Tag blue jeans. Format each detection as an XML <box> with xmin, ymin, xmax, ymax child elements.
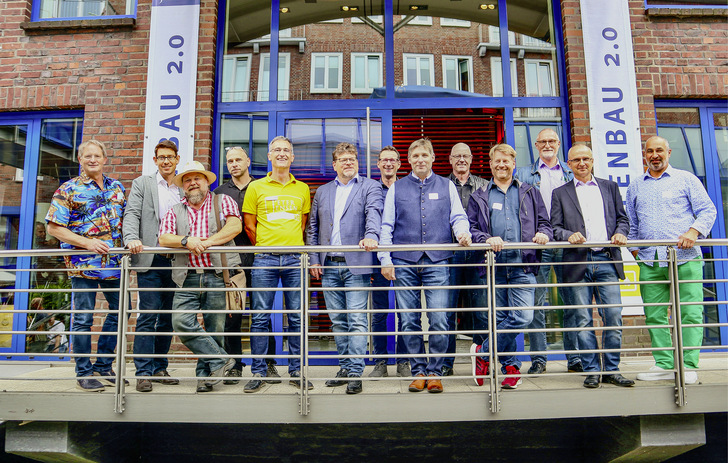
<box><xmin>70</xmin><ymin>277</ymin><xmax>122</xmax><ymax>377</ymax></box>
<box><xmin>133</xmin><ymin>255</ymin><xmax>175</xmax><ymax>376</ymax></box>
<box><xmin>322</xmin><ymin>260</ymin><xmax>370</xmax><ymax>376</ymax></box>
<box><xmin>444</xmin><ymin>250</ymin><xmax>484</xmax><ymax>369</ymax></box>
<box><xmin>566</xmin><ymin>251</ymin><xmax>624</xmax><ymax>372</ymax></box>
<box><xmin>392</xmin><ymin>256</ymin><xmax>449</xmax><ymax>376</ymax></box>
<box><xmin>250</xmin><ymin>253</ymin><xmax>302</xmax><ymax>376</ymax></box>
<box><xmin>531</xmin><ymin>248</ymin><xmax>581</xmax><ymax>367</ymax></box>
<box><xmin>478</xmin><ymin>266</ymin><xmax>536</xmax><ymax>372</ymax></box>
<box><xmin>171</xmin><ymin>271</ymin><xmax>228</xmax><ymax>377</ymax></box>
<box><xmin>371</xmin><ymin>270</ymin><xmax>406</xmax><ymax>364</ymax></box>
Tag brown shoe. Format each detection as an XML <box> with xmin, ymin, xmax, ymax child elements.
<box><xmin>152</xmin><ymin>370</ymin><xmax>179</xmax><ymax>385</ymax></box>
<box><xmin>136</xmin><ymin>378</ymin><xmax>153</xmax><ymax>393</ymax></box>
<box><xmin>427</xmin><ymin>375</ymin><xmax>443</xmax><ymax>393</ymax></box>
<box><xmin>408</xmin><ymin>374</ymin><xmax>426</xmax><ymax>392</ymax></box>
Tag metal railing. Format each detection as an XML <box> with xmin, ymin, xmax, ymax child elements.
<box><xmin>0</xmin><ymin>239</ymin><xmax>726</xmax><ymax>417</ymax></box>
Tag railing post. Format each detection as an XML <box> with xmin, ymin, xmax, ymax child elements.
<box><xmin>300</xmin><ymin>251</ymin><xmax>310</xmax><ymax>416</ymax></box>
<box><xmin>114</xmin><ymin>255</ymin><xmax>131</xmax><ymax>414</ymax></box>
<box><xmin>486</xmin><ymin>250</ymin><xmax>499</xmax><ymax>414</ymax></box>
<box><xmin>668</xmin><ymin>247</ymin><xmax>687</xmax><ymax>407</ymax></box>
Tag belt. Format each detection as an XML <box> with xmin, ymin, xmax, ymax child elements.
<box><xmin>194</xmin><ymin>268</ymin><xmax>218</xmax><ymax>274</ymax></box>
<box><xmin>326</xmin><ymin>256</ymin><xmax>346</xmax><ymax>263</ymax></box>
<box><xmin>158</xmin><ymin>253</ymin><xmax>173</xmax><ymax>260</ymax></box>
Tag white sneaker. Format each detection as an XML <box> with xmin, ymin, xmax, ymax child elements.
<box><xmin>636</xmin><ymin>365</ymin><xmax>673</xmax><ymax>381</ymax></box>
<box><xmin>684</xmin><ymin>370</ymin><xmax>698</xmax><ymax>385</ymax></box>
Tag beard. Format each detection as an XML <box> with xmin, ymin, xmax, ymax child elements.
<box><xmin>185</xmin><ymin>187</ymin><xmax>207</xmax><ymax>206</ymax></box>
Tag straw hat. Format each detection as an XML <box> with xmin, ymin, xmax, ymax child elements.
<box><xmin>173</xmin><ymin>161</ymin><xmax>217</xmax><ymax>188</ymax></box>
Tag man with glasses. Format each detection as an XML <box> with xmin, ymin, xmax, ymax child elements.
<box><xmin>213</xmin><ymin>146</ymin><xmax>280</xmax><ymax>385</ymax></box>
<box><xmin>242</xmin><ymin>136</ymin><xmax>312</xmax><ymax>393</ymax></box>
<box><xmin>515</xmin><ymin>128</ymin><xmax>581</xmax><ymax>375</ymax></box>
<box><xmin>379</xmin><ymin>138</ymin><xmax>472</xmax><ymax>393</ymax></box>
<box><xmin>124</xmin><ymin>140</ymin><xmax>183</xmax><ymax>392</ymax></box>
<box><xmin>443</xmin><ymin>143</ymin><xmax>487</xmax><ymax>376</ymax></box>
<box><xmin>307</xmin><ymin>142</ymin><xmax>383</xmax><ymax>394</ymax></box>
<box><xmin>369</xmin><ymin>146</ymin><xmax>412</xmax><ymax>379</ymax></box>
<box><xmin>46</xmin><ymin>139</ymin><xmax>126</xmax><ymax>392</ymax></box>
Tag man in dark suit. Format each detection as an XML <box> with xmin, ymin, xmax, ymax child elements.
<box><xmin>550</xmin><ymin>144</ymin><xmax>634</xmax><ymax>389</ymax></box>
<box><xmin>307</xmin><ymin>142</ymin><xmax>383</xmax><ymax>394</ymax></box>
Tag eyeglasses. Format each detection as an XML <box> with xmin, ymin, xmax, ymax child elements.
<box><xmin>536</xmin><ymin>139</ymin><xmax>560</xmax><ymax>146</ymax></box>
<box><xmin>271</xmin><ymin>147</ymin><xmax>292</xmax><ymax>154</ymax></box>
<box><xmin>378</xmin><ymin>158</ymin><xmax>400</xmax><ymax>164</ymax></box>
<box><xmin>450</xmin><ymin>154</ymin><xmax>472</xmax><ymax>160</ymax></box>
<box><xmin>568</xmin><ymin>157</ymin><xmax>593</xmax><ymax>164</ymax></box>
<box><xmin>336</xmin><ymin>157</ymin><xmax>358</xmax><ymax>165</ymax></box>
<box><xmin>155</xmin><ymin>155</ymin><xmax>177</xmax><ymax>162</ymax></box>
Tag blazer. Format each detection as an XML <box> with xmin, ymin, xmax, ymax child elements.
<box><xmin>122</xmin><ymin>174</ymin><xmax>183</xmax><ymax>270</ymax></box>
<box><xmin>550</xmin><ymin>177</ymin><xmax>630</xmax><ymax>283</ymax></box>
<box><xmin>306</xmin><ymin>176</ymin><xmax>383</xmax><ymax>275</ymax></box>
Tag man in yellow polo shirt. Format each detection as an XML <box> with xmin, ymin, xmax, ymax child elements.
<box><xmin>241</xmin><ymin>135</ymin><xmax>312</xmax><ymax>393</ymax></box>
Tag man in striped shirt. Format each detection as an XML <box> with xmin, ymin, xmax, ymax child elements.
<box><xmin>159</xmin><ymin>161</ymin><xmax>242</xmax><ymax>392</ymax></box>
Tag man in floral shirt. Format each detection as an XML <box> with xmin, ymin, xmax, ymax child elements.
<box><xmin>46</xmin><ymin>139</ymin><xmax>126</xmax><ymax>392</ymax></box>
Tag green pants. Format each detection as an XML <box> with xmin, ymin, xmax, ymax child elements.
<box><xmin>638</xmin><ymin>258</ymin><xmax>704</xmax><ymax>369</ymax></box>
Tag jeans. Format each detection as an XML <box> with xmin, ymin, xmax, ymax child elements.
<box><xmin>171</xmin><ymin>271</ymin><xmax>228</xmax><ymax>377</ymax></box>
<box><xmin>371</xmin><ymin>271</ymin><xmax>406</xmax><ymax>364</ymax></box>
<box><xmin>478</xmin><ymin>266</ymin><xmax>536</xmax><ymax>373</ymax></box>
<box><xmin>133</xmin><ymin>255</ymin><xmax>175</xmax><ymax>376</ymax></box>
<box><xmin>444</xmin><ymin>250</ymin><xmax>484</xmax><ymax>369</ymax></box>
<box><xmin>530</xmin><ymin>248</ymin><xmax>580</xmax><ymax>367</ymax></box>
<box><xmin>70</xmin><ymin>277</ymin><xmax>122</xmax><ymax>377</ymax></box>
<box><xmin>566</xmin><ymin>251</ymin><xmax>624</xmax><ymax>372</ymax></box>
<box><xmin>392</xmin><ymin>256</ymin><xmax>449</xmax><ymax>376</ymax></box>
<box><xmin>639</xmin><ymin>257</ymin><xmax>704</xmax><ymax>370</ymax></box>
<box><xmin>250</xmin><ymin>253</ymin><xmax>302</xmax><ymax>376</ymax></box>
<box><xmin>322</xmin><ymin>260</ymin><xmax>369</xmax><ymax>376</ymax></box>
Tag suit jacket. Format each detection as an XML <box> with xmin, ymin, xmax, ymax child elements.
<box><xmin>550</xmin><ymin>177</ymin><xmax>630</xmax><ymax>283</ymax></box>
<box><xmin>306</xmin><ymin>176</ymin><xmax>383</xmax><ymax>275</ymax></box>
<box><xmin>122</xmin><ymin>174</ymin><xmax>182</xmax><ymax>270</ymax></box>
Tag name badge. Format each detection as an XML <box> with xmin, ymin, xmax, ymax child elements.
<box><xmin>493</xmin><ymin>202</ymin><xmax>503</xmax><ymax>210</ymax></box>
<box><xmin>429</xmin><ymin>193</ymin><xmax>439</xmax><ymax>200</ymax></box>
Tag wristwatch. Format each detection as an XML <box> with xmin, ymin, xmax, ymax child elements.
<box><xmin>180</xmin><ymin>235</ymin><xmax>189</xmax><ymax>246</ymax></box>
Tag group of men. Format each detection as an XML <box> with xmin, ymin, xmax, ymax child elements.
<box><xmin>46</xmin><ymin>131</ymin><xmax>715</xmax><ymax>395</ymax></box>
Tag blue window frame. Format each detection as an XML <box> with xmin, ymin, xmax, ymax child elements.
<box><xmin>645</xmin><ymin>0</ymin><xmax>727</xmax><ymax>8</ymax></box>
<box><xmin>32</xmin><ymin>0</ymin><xmax>137</xmax><ymax>21</ymax></box>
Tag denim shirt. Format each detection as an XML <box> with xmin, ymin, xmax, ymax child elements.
<box><xmin>486</xmin><ymin>180</ymin><xmax>521</xmax><ymax>263</ymax></box>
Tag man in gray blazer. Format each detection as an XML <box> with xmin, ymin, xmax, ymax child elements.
<box><xmin>307</xmin><ymin>142</ymin><xmax>383</xmax><ymax>394</ymax></box>
<box><xmin>123</xmin><ymin>140</ymin><xmax>183</xmax><ymax>392</ymax></box>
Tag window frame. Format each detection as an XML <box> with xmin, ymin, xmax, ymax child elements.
<box><xmin>440</xmin><ymin>18</ymin><xmax>471</xmax><ymax>27</ymax></box>
<box><xmin>351</xmin><ymin>52</ymin><xmax>383</xmax><ymax>94</ymax></box>
<box><xmin>524</xmin><ymin>59</ymin><xmax>556</xmax><ymax>97</ymax></box>
<box><xmin>221</xmin><ymin>54</ymin><xmax>252</xmax><ymax>103</ymax></box>
<box><xmin>258</xmin><ymin>52</ymin><xmax>291</xmax><ymax>101</ymax></box>
<box><xmin>490</xmin><ymin>57</ymin><xmax>517</xmax><ymax>97</ymax></box>
<box><xmin>310</xmin><ymin>53</ymin><xmax>343</xmax><ymax>94</ymax></box>
<box><xmin>32</xmin><ymin>0</ymin><xmax>137</xmax><ymax>22</ymax></box>
<box><xmin>442</xmin><ymin>55</ymin><xmax>473</xmax><ymax>92</ymax></box>
<box><xmin>402</xmin><ymin>53</ymin><xmax>435</xmax><ymax>87</ymax></box>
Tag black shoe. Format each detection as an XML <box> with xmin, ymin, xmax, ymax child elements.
<box><xmin>527</xmin><ymin>362</ymin><xmax>546</xmax><ymax>375</ymax></box>
<box><xmin>602</xmin><ymin>373</ymin><xmax>635</xmax><ymax>387</ymax></box>
<box><xmin>289</xmin><ymin>371</ymin><xmax>314</xmax><ymax>390</ymax></box>
<box><xmin>196</xmin><ymin>380</ymin><xmax>213</xmax><ymax>393</ymax></box>
<box><xmin>223</xmin><ymin>368</ymin><xmax>242</xmax><ymax>385</ymax></box>
<box><xmin>568</xmin><ymin>363</ymin><xmax>584</xmax><ymax>373</ymax></box>
<box><xmin>346</xmin><ymin>376</ymin><xmax>362</xmax><ymax>395</ymax></box>
<box><xmin>265</xmin><ymin>363</ymin><xmax>282</xmax><ymax>384</ymax></box>
<box><xmin>326</xmin><ymin>368</ymin><xmax>350</xmax><ymax>387</ymax></box>
<box><xmin>441</xmin><ymin>366</ymin><xmax>454</xmax><ymax>377</ymax></box>
<box><xmin>244</xmin><ymin>373</ymin><xmax>265</xmax><ymax>393</ymax></box>
<box><xmin>583</xmin><ymin>375</ymin><xmax>600</xmax><ymax>388</ymax></box>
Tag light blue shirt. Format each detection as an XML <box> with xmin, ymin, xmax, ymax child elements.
<box><xmin>330</xmin><ymin>175</ymin><xmax>358</xmax><ymax>255</ymax></box>
<box><xmin>378</xmin><ymin>172</ymin><xmax>471</xmax><ymax>266</ymax></box>
<box><xmin>538</xmin><ymin>160</ymin><xmax>566</xmax><ymax>216</ymax></box>
<box><xmin>626</xmin><ymin>165</ymin><xmax>716</xmax><ymax>266</ymax></box>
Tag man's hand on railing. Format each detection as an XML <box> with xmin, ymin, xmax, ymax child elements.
<box><xmin>186</xmin><ymin>236</ymin><xmax>209</xmax><ymax>256</ymax></box>
<box><xmin>310</xmin><ymin>264</ymin><xmax>323</xmax><ymax>280</ymax></box>
<box><xmin>532</xmin><ymin>232</ymin><xmax>549</xmax><ymax>245</ymax></box>
<box><xmin>382</xmin><ymin>265</ymin><xmax>396</xmax><ymax>281</ymax></box>
<box><xmin>677</xmin><ymin>228</ymin><xmax>700</xmax><ymax>250</ymax></box>
<box><xmin>611</xmin><ymin>233</ymin><xmax>628</xmax><ymax>246</ymax></box>
<box><xmin>568</xmin><ymin>232</ymin><xmax>587</xmax><ymax>244</ymax></box>
<box><xmin>359</xmin><ymin>238</ymin><xmax>378</xmax><ymax>251</ymax></box>
<box><xmin>486</xmin><ymin>236</ymin><xmax>504</xmax><ymax>252</ymax></box>
<box><xmin>456</xmin><ymin>232</ymin><xmax>472</xmax><ymax>247</ymax></box>
<box><xmin>126</xmin><ymin>240</ymin><xmax>144</xmax><ymax>254</ymax></box>
<box><xmin>85</xmin><ymin>238</ymin><xmax>110</xmax><ymax>255</ymax></box>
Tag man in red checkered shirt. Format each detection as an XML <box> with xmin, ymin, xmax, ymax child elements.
<box><xmin>159</xmin><ymin>161</ymin><xmax>242</xmax><ymax>392</ymax></box>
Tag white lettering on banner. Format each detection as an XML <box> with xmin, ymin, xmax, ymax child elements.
<box><xmin>580</xmin><ymin>0</ymin><xmax>644</xmax><ymax>315</ymax></box>
<box><xmin>142</xmin><ymin>0</ymin><xmax>200</xmax><ymax>175</ymax></box>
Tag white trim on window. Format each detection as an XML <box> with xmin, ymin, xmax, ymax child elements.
<box><xmin>524</xmin><ymin>59</ymin><xmax>555</xmax><ymax>97</ymax></box>
<box><xmin>490</xmin><ymin>57</ymin><xmax>517</xmax><ymax>97</ymax></box>
<box><xmin>403</xmin><ymin>53</ymin><xmax>435</xmax><ymax>87</ymax></box>
<box><xmin>440</xmin><ymin>18</ymin><xmax>471</xmax><ymax>27</ymax></box>
<box><xmin>351</xmin><ymin>53</ymin><xmax>383</xmax><ymax>94</ymax></box>
<box><xmin>407</xmin><ymin>16</ymin><xmax>432</xmax><ymax>25</ymax></box>
<box><xmin>351</xmin><ymin>16</ymin><xmax>383</xmax><ymax>23</ymax></box>
<box><xmin>310</xmin><ymin>53</ymin><xmax>343</xmax><ymax>94</ymax></box>
<box><xmin>258</xmin><ymin>53</ymin><xmax>290</xmax><ymax>101</ymax></box>
<box><xmin>442</xmin><ymin>55</ymin><xmax>473</xmax><ymax>92</ymax></box>
<box><xmin>222</xmin><ymin>54</ymin><xmax>252</xmax><ymax>102</ymax></box>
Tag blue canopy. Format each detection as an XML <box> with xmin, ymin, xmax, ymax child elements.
<box><xmin>369</xmin><ymin>85</ymin><xmax>486</xmax><ymax>99</ymax></box>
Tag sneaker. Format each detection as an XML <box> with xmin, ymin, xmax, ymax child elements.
<box><xmin>326</xmin><ymin>368</ymin><xmax>350</xmax><ymax>387</ymax></box>
<box><xmin>346</xmin><ymin>374</ymin><xmax>362</xmax><ymax>395</ymax></box>
<box><xmin>501</xmin><ymin>365</ymin><xmax>522</xmax><ymax>389</ymax></box>
<box><xmin>136</xmin><ymin>378</ymin><xmax>153</xmax><ymax>392</ymax></box>
<box><xmin>76</xmin><ymin>377</ymin><xmax>105</xmax><ymax>392</ymax></box>
<box><xmin>636</xmin><ymin>365</ymin><xmax>674</xmax><ymax>381</ymax></box>
<box><xmin>470</xmin><ymin>343</ymin><xmax>489</xmax><ymax>386</ymax></box>
<box><xmin>685</xmin><ymin>370</ymin><xmax>698</xmax><ymax>385</ymax></box>
<box><xmin>369</xmin><ymin>361</ymin><xmax>389</xmax><ymax>378</ymax></box>
<box><xmin>152</xmin><ymin>369</ymin><xmax>179</xmax><ymax>385</ymax></box>
<box><xmin>396</xmin><ymin>361</ymin><xmax>411</xmax><ymax>378</ymax></box>
<box><xmin>527</xmin><ymin>362</ymin><xmax>546</xmax><ymax>375</ymax></box>
<box><xmin>93</xmin><ymin>370</ymin><xmax>129</xmax><ymax>386</ymax></box>
<box><xmin>441</xmin><ymin>366</ymin><xmax>454</xmax><ymax>377</ymax></box>
<box><xmin>223</xmin><ymin>368</ymin><xmax>242</xmax><ymax>385</ymax></box>
<box><xmin>196</xmin><ymin>380</ymin><xmax>213</xmax><ymax>393</ymax></box>
<box><xmin>265</xmin><ymin>363</ymin><xmax>282</xmax><ymax>384</ymax></box>
<box><xmin>207</xmin><ymin>359</ymin><xmax>236</xmax><ymax>386</ymax></box>
<box><xmin>289</xmin><ymin>370</ymin><xmax>314</xmax><ymax>390</ymax></box>
<box><xmin>244</xmin><ymin>373</ymin><xmax>265</xmax><ymax>393</ymax></box>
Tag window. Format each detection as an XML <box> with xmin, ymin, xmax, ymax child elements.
<box><xmin>36</xmin><ymin>0</ymin><xmax>134</xmax><ymax>20</ymax></box>
<box><xmin>310</xmin><ymin>53</ymin><xmax>343</xmax><ymax>94</ymax></box>
<box><xmin>490</xmin><ymin>57</ymin><xmax>517</xmax><ymax>97</ymax></box>
<box><xmin>351</xmin><ymin>16</ymin><xmax>383</xmax><ymax>24</ymax></box>
<box><xmin>440</xmin><ymin>18</ymin><xmax>471</xmax><ymax>27</ymax></box>
<box><xmin>351</xmin><ymin>53</ymin><xmax>382</xmax><ymax>94</ymax></box>
<box><xmin>488</xmin><ymin>25</ymin><xmax>516</xmax><ymax>45</ymax></box>
<box><xmin>407</xmin><ymin>16</ymin><xmax>432</xmax><ymax>25</ymax></box>
<box><xmin>525</xmin><ymin>60</ymin><xmax>555</xmax><ymax>97</ymax></box>
<box><xmin>645</xmin><ymin>0</ymin><xmax>726</xmax><ymax>7</ymax></box>
<box><xmin>258</xmin><ymin>53</ymin><xmax>290</xmax><ymax>101</ymax></box>
<box><xmin>221</xmin><ymin>55</ymin><xmax>252</xmax><ymax>103</ymax></box>
<box><xmin>403</xmin><ymin>54</ymin><xmax>434</xmax><ymax>87</ymax></box>
<box><xmin>442</xmin><ymin>56</ymin><xmax>473</xmax><ymax>92</ymax></box>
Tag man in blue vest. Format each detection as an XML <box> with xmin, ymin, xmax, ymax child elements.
<box><xmin>378</xmin><ymin>138</ymin><xmax>472</xmax><ymax>393</ymax></box>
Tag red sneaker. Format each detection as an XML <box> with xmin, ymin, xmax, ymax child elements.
<box><xmin>501</xmin><ymin>365</ymin><xmax>522</xmax><ymax>389</ymax></box>
<box><xmin>470</xmin><ymin>343</ymin><xmax>489</xmax><ymax>386</ymax></box>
